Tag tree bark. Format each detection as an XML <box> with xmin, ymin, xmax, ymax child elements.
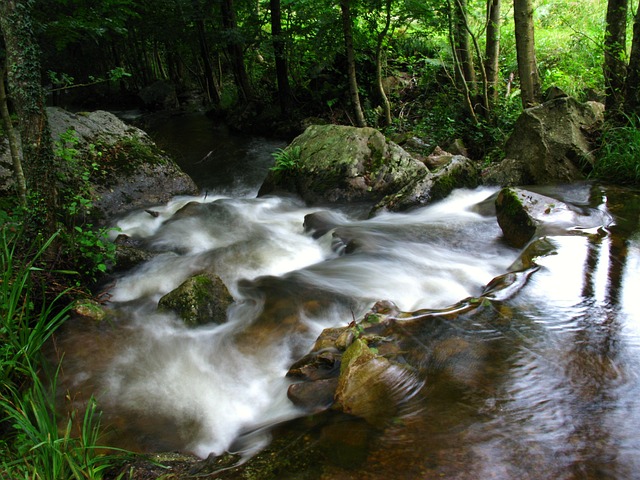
<box><xmin>270</xmin><ymin>0</ymin><xmax>291</xmax><ymax>114</ymax></box>
<box><xmin>221</xmin><ymin>0</ymin><xmax>253</xmax><ymax>102</ymax></box>
<box><xmin>604</xmin><ymin>0</ymin><xmax>628</xmax><ymax>116</ymax></box>
<box><xmin>0</xmin><ymin>66</ymin><xmax>26</xmax><ymax>206</ymax></box>
<box><xmin>625</xmin><ymin>1</ymin><xmax>640</xmax><ymax>117</ymax></box>
<box><xmin>513</xmin><ymin>0</ymin><xmax>541</xmax><ymax>108</ymax></box>
<box><xmin>375</xmin><ymin>0</ymin><xmax>393</xmax><ymax>126</ymax></box>
<box><xmin>485</xmin><ymin>0</ymin><xmax>501</xmax><ymax>104</ymax></box>
<box><xmin>453</xmin><ymin>0</ymin><xmax>476</xmax><ymax>91</ymax></box>
<box><xmin>0</xmin><ymin>0</ymin><xmax>57</xmax><ymax>234</ymax></box>
<box><xmin>340</xmin><ymin>0</ymin><xmax>367</xmax><ymax>127</ymax></box>
<box><xmin>195</xmin><ymin>16</ymin><xmax>221</xmax><ymax>105</ymax></box>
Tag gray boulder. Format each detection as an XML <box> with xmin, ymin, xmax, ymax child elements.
<box><xmin>46</xmin><ymin>107</ymin><xmax>198</xmax><ymax>223</ymax></box>
<box><xmin>483</xmin><ymin>97</ymin><xmax>604</xmax><ymax>185</ymax></box>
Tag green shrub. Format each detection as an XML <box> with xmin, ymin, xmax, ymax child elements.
<box><xmin>591</xmin><ymin>116</ymin><xmax>640</xmax><ymax>185</ymax></box>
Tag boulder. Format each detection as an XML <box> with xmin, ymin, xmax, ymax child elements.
<box><xmin>374</xmin><ymin>155</ymin><xmax>480</xmax><ymax>212</ymax></box>
<box><xmin>258</xmin><ymin>124</ymin><xmax>428</xmax><ymax>205</ymax></box>
<box><xmin>158</xmin><ymin>272</ymin><xmax>234</xmax><ymax>327</ymax></box>
<box><xmin>46</xmin><ymin>107</ymin><xmax>198</xmax><ymax>223</ymax></box>
<box><xmin>495</xmin><ymin>187</ymin><xmax>613</xmax><ymax>248</ymax></box>
<box><xmin>483</xmin><ymin>97</ymin><xmax>604</xmax><ymax>185</ymax></box>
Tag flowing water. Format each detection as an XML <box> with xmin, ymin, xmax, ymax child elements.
<box><xmin>54</xmin><ymin>114</ymin><xmax>640</xmax><ymax>479</ymax></box>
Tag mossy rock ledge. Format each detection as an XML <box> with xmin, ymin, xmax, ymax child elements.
<box><xmin>157</xmin><ymin>272</ymin><xmax>234</xmax><ymax>327</ymax></box>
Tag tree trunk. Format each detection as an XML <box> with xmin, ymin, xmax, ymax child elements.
<box><xmin>485</xmin><ymin>0</ymin><xmax>501</xmax><ymax>104</ymax></box>
<box><xmin>375</xmin><ymin>0</ymin><xmax>393</xmax><ymax>127</ymax></box>
<box><xmin>625</xmin><ymin>1</ymin><xmax>640</xmax><ymax>117</ymax></box>
<box><xmin>270</xmin><ymin>0</ymin><xmax>291</xmax><ymax>114</ymax></box>
<box><xmin>0</xmin><ymin>0</ymin><xmax>57</xmax><ymax>235</ymax></box>
<box><xmin>196</xmin><ymin>17</ymin><xmax>221</xmax><ymax>104</ymax></box>
<box><xmin>0</xmin><ymin>66</ymin><xmax>26</xmax><ymax>206</ymax></box>
<box><xmin>453</xmin><ymin>0</ymin><xmax>476</xmax><ymax>91</ymax></box>
<box><xmin>513</xmin><ymin>0</ymin><xmax>541</xmax><ymax>108</ymax></box>
<box><xmin>604</xmin><ymin>0</ymin><xmax>628</xmax><ymax>117</ymax></box>
<box><xmin>340</xmin><ymin>0</ymin><xmax>367</xmax><ymax>127</ymax></box>
<box><xmin>221</xmin><ymin>0</ymin><xmax>253</xmax><ymax>102</ymax></box>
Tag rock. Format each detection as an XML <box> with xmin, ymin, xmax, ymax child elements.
<box><xmin>375</xmin><ymin>155</ymin><xmax>479</xmax><ymax>212</ymax></box>
<box><xmin>483</xmin><ymin>97</ymin><xmax>604</xmax><ymax>185</ymax></box>
<box><xmin>333</xmin><ymin>338</ymin><xmax>407</xmax><ymax>427</ymax></box>
<box><xmin>158</xmin><ymin>272</ymin><xmax>233</xmax><ymax>326</ymax></box>
<box><xmin>46</xmin><ymin>107</ymin><xmax>198</xmax><ymax>223</ymax></box>
<box><xmin>495</xmin><ymin>187</ymin><xmax>613</xmax><ymax>248</ymax></box>
<box><xmin>258</xmin><ymin>124</ymin><xmax>428</xmax><ymax>205</ymax></box>
<box><xmin>287</xmin><ymin>377</ymin><xmax>338</xmax><ymax>412</ymax></box>
<box><xmin>113</xmin><ymin>234</ymin><xmax>155</xmax><ymax>272</ymax></box>
<box><xmin>71</xmin><ymin>299</ymin><xmax>107</xmax><ymax>322</ymax></box>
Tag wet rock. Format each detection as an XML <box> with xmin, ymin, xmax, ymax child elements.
<box><xmin>303</xmin><ymin>210</ymin><xmax>346</xmax><ymax>238</ymax></box>
<box><xmin>287</xmin><ymin>377</ymin><xmax>339</xmax><ymax>412</ymax></box>
<box><xmin>258</xmin><ymin>124</ymin><xmax>428</xmax><ymax>205</ymax></box>
<box><xmin>158</xmin><ymin>272</ymin><xmax>233</xmax><ymax>326</ymax></box>
<box><xmin>333</xmin><ymin>339</ymin><xmax>406</xmax><ymax>426</ymax></box>
<box><xmin>495</xmin><ymin>187</ymin><xmax>613</xmax><ymax>248</ymax></box>
<box><xmin>495</xmin><ymin>188</ymin><xmax>539</xmax><ymax>247</ymax></box>
<box><xmin>113</xmin><ymin>234</ymin><xmax>154</xmax><ymax>272</ymax></box>
<box><xmin>70</xmin><ymin>299</ymin><xmax>107</xmax><ymax>322</ymax></box>
<box><xmin>483</xmin><ymin>97</ymin><xmax>604</xmax><ymax>185</ymax></box>
<box><xmin>375</xmin><ymin>155</ymin><xmax>479</xmax><ymax>212</ymax></box>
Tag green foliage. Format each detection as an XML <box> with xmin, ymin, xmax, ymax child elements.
<box><xmin>0</xmin><ymin>227</ymin><xmax>70</xmax><ymax>388</ymax></box>
<box><xmin>270</xmin><ymin>146</ymin><xmax>302</xmax><ymax>174</ymax></box>
<box><xmin>591</xmin><ymin>116</ymin><xmax>640</xmax><ymax>185</ymax></box>
<box><xmin>54</xmin><ymin>129</ymin><xmax>118</xmax><ymax>282</ymax></box>
<box><xmin>0</xmin><ymin>227</ymin><xmax>132</xmax><ymax>479</ymax></box>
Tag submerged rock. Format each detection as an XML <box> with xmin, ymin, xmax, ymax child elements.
<box><xmin>158</xmin><ymin>272</ymin><xmax>233</xmax><ymax>326</ymax></box>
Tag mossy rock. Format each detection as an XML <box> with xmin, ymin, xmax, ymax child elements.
<box><xmin>259</xmin><ymin>124</ymin><xmax>428</xmax><ymax>205</ymax></box>
<box><xmin>158</xmin><ymin>272</ymin><xmax>233</xmax><ymax>327</ymax></box>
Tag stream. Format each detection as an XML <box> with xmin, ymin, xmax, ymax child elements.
<box><xmin>55</xmin><ymin>114</ymin><xmax>640</xmax><ymax>479</ymax></box>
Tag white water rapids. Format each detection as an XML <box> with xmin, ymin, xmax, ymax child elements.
<box><xmin>58</xmin><ymin>187</ymin><xmax>520</xmax><ymax>458</ymax></box>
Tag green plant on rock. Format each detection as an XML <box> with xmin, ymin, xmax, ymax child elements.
<box><xmin>270</xmin><ymin>146</ymin><xmax>302</xmax><ymax>174</ymax></box>
<box><xmin>54</xmin><ymin>129</ymin><xmax>118</xmax><ymax>282</ymax></box>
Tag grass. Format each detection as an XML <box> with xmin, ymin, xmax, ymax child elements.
<box><xmin>591</xmin><ymin>116</ymin><xmax>640</xmax><ymax>185</ymax></box>
<box><xmin>0</xmin><ymin>224</ymin><xmax>133</xmax><ymax>479</ymax></box>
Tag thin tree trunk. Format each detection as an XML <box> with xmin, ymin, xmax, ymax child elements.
<box><xmin>625</xmin><ymin>1</ymin><xmax>640</xmax><ymax>117</ymax></box>
<box><xmin>485</xmin><ymin>0</ymin><xmax>501</xmax><ymax>104</ymax></box>
<box><xmin>196</xmin><ymin>17</ymin><xmax>221</xmax><ymax>104</ymax></box>
<box><xmin>221</xmin><ymin>0</ymin><xmax>253</xmax><ymax>102</ymax></box>
<box><xmin>604</xmin><ymin>0</ymin><xmax>629</xmax><ymax>117</ymax></box>
<box><xmin>0</xmin><ymin>66</ymin><xmax>26</xmax><ymax>206</ymax></box>
<box><xmin>0</xmin><ymin>0</ymin><xmax>57</xmax><ymax>235</ymax></box>
<box><xmin>340</xmin><ymin>0</ymin><xmax>367</xmax><ymax>127</ymax></box>
<box><xmin>513</xmin><ymin>0</ymin><xmax>541</xmax><ymax>108</ymax></box>
<box><xmin>453</xmin><ymin>0</ymin><xmax>476</xmax><ymax>90</ymax></box>
<box><xmin>447</xmin><ymin>0</ymin><xmax>477</xmax><ymax>123</ymax></box>
<box><xmin>375</xmin><ymin>0</ymin><xmax>393</xmax><ymax>126</ymax></box>
<box><xmin>270</xmin><ymin>0</ymin><xmax>291</xmax><ymax>114</ymax></box>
